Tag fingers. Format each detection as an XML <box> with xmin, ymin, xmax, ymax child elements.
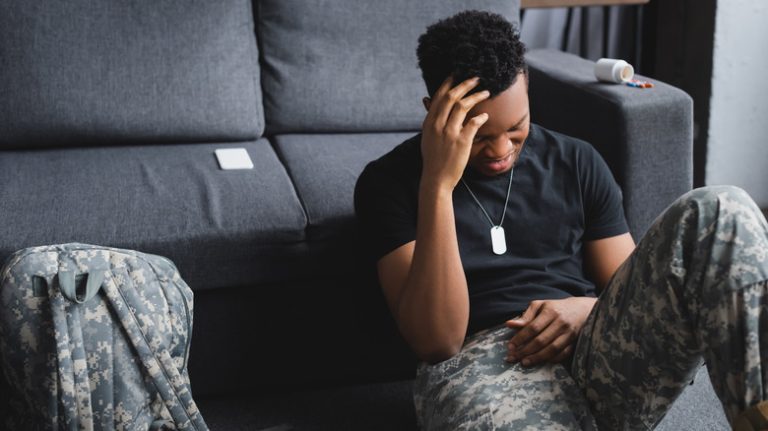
<box><xmin>511</xmin><ymin>317</ymin><xmax>566</xmax><ymax>359</ymax></box>
<box><xmin>449</xmin><ymin>90</ymin><xmax>491</xmax><ymax>138</ymax></box>
<box><xmin>442</xmin><ymin>84</ymin><xmax>489</xmax><ymax>133</ymax></box>
<box><xmin>503</xmin><ymin>297</ymin><xmax>593</xmax><ymax>367</ymax></box>
<box><xmin>550</xmin><ymin>344</ymin><xmax>574</xmax><ymax>364</ymax></box>
<box><xmin>507</xmin><ymin>306</ymin><xmax>555</xmax><ymax>354</ymax></box>
<box><xmin>431</xmin><ymin>75</ymin><xmax>455</xmax><ymax>102</ymax></box>
<box><xmin>520</xmin><ymin>333</ymin><xmax>575</xmax><ymax>366</ymax></box>
<box><xmin>445</xmin><ymin>90</ymin><xmax>491</xmax><ymax>130</ymax></box>
<box><xmin>458</xmin><ymin>112</ymin><xmax>489</xmax><ymax>143</ymax></box>
<box><xmin>505</xmin><ymin>300</ymin><xmax>543</xmax><ymax>329</ymax></box>
<box><xmin>429</xmin><ymin>76</ymin><xmax>483</xmax><ymax>129</ymax></box>
<box><xmin>424</xmin><ymin>75</ymin><xmax>458</xmax><ymax>125</ymax></box>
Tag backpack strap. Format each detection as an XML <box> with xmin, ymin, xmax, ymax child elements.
<box><xmin>101</xmin><ymin>269</ymin><xmax>208</xmax><ymax>431</ymax></box>
<box><xmin>58</xmin><ymin>270</ymin><xmax>105</xmax><ymax>304</ymax></box>
<box><xmin>48</xmin><ymin>274</ymin><xmax>95</xmax><ymax>430</ymax></box>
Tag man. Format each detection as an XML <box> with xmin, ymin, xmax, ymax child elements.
<box><xmin>354</xmin><ymin>10</ymin><xmax>768</xmax><ymax>431</ymax></box>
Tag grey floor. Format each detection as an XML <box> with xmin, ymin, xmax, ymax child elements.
<box><xmin>197</xmin><ymin>379</ymin><xmax>418</xmax><ymax>431</ymax></box>
<box><xmin>197</xmin><ymin>367</ymin><xmax>729</xmax><ymax>430</ymax></box>
<box><xmin>656</xmin><ymin>366</ymin><xmax>729</xmax><ymax>430</ymax></box>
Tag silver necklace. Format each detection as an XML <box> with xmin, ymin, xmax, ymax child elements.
<box><xmin>460</xmin><ymin>167</ymin><xmax>514</xmax><ymax>255</ymax></box>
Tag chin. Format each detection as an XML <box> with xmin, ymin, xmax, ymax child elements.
<box><xmin>475</xmin><ymin>166</ymin><xmax>512</xmax><ymax>177</ymax></box>
<box><xmin>473</xmin><ymin>157</ymin><xmax>514</xmax><ymax>176</ymax></box>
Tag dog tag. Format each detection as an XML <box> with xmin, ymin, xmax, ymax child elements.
<box><xmin>491</xmin><ymin>225</ymin><xmax>507</xmax><ymax>255</ymax></box>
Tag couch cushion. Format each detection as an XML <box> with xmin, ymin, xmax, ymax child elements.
<box><xmin>257</xmin><ymin>0</ymin><xmax>520</xmax><ymax>134</ymax></box>
<box><xmin>0</xmin><ymin>140</ymin><xmax>306</xmax><ymax>289</ymax></box>
<box><xmin>273</xmin><ymin>133</ymin><xmax>415</xmax><ymax>240</ymax></box>
<box><xmin>0</xmin><ymin>0</ymin><xmax>263</xmax><ymax>149</ymax></box>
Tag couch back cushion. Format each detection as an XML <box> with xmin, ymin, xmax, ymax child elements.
<box><xmin>0</xmin><ymin>0</ymin><xmax>264</xmax><ymax>149</ymax></box>
<box><xmin>256</xmin><ymin>0</ymin><xmax>520</xmax><ymax>134</ymax></box>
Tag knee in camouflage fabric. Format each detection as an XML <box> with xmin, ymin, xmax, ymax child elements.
<box><xmin>572</xmin><ymin>185</ymin><xmax>768</xmax><ymax>430</ymax></box>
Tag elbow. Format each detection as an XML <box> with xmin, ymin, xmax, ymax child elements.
<box><xmin>395</xmin><ymin>304</ymin><xmax>469</xmax><ymax>364</ymax></box>
<box><xmin>415</xmin><ymin>340</ymin><xmax>463</xmax><ymax>365</ymax></box>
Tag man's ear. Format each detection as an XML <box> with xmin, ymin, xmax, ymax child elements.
<box><xmin>422</xmin><ymin>97</ymin><xmax>431</xmax><ymax>112</ymax></box>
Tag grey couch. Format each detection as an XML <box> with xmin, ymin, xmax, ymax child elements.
<box><xmin>0</xmin><ymin>0</ymin><xmax>729</xmax><ymax>429</ymax></box>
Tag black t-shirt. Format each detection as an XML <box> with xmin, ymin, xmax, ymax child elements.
<box><xmin>354</xmin><ymin>123</ymin><xmax>629</xmax><ymax>334</ymax></box>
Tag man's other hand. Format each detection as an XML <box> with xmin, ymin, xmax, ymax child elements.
<box><xmin>504</xmin><ymin>297</ymin><xmax>598</xmax><ymax>367</ymax></box>
<box><xmin>421</xmin><ymin>76</ymin><xmax>490</xmax><ymax>191</ymax></box>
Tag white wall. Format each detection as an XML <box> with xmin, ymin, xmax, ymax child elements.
<box><xmin>707</xmin><ymin>0</ymin><xmax>768</xmax><ymax>207</ymax></box>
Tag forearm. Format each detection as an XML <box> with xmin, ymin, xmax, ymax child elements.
<box><xmin>383</xmin><ymin>76</ymin><xmax>488</xmax><ymax>363</ymax></box>
<box><xmin>397</xmin><ymin>181</ymin><xmax>469</xmax><ymax>363</ymax></box>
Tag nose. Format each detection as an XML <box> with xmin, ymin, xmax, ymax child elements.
<box><xmin>482</xmin><ymin>135</ymin><xmax>512</xmax><ymax>159</ymax></box>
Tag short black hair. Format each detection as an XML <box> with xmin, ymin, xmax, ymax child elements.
<box><xmin>417</xmin><ymin>10</ymin><xmax>527</xmax><ymax>97</ymax></box>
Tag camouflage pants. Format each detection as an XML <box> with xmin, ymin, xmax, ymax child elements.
<box><xmin>413</xmin><ymin>186</ymin><xmax>768</xmax><ymax>430</ymax></box>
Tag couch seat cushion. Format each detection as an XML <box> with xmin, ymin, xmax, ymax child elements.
<box><xmin>0</xmin><ymin>140</ymin><xmax>306</xmax><ymax>289</ymax></box>
<box><xmin>273</xmin><ymin>133</ymin><xmax>415</xmax><ymax>240</ymax></box>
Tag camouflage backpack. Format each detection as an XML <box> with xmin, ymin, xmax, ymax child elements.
<box><xmin>0</xmin><ymin>243</ymin><xmax>209</xmax><ymax>430</ymax></box>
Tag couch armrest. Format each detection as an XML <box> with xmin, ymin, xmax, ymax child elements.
<box><xmin>526</xmin><ymin>49</ymin><xmax>693</xmax><ymax>240</ymax></box>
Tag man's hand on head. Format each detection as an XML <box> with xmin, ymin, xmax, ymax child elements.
<box><xmin>504</xmin><ymin>297</ymin><xmax>598</xmax><ymax>367</ymax></box>
<box><xmin>420</xmin><ymin>76</ymin><xmax>490</xmax><ymax>192</ymax></box>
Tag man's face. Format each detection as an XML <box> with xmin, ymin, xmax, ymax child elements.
<box><xmin>465</xmin><ymin>74</ymin><xmax>530</xmax><ymax>177</ymax></box>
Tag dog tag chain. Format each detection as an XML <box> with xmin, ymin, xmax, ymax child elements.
<box><xmin>461</xmin><ymin>167</ymin><xmax>514</xmax><ymax>255</ymax></box>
